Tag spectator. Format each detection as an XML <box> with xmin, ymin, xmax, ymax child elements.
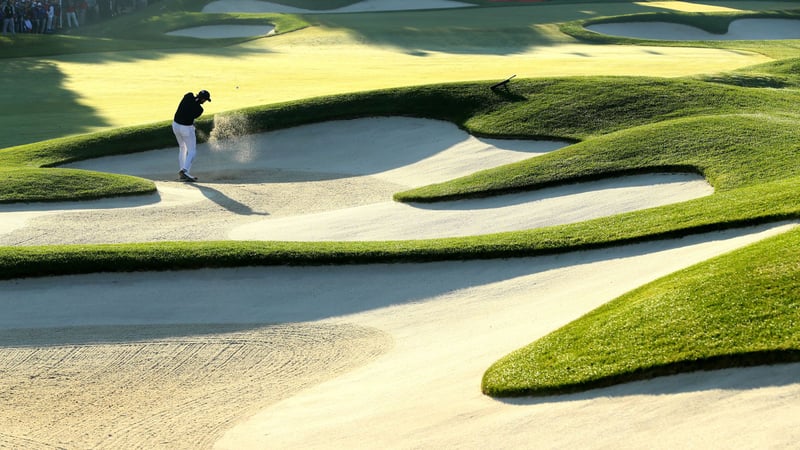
<box><xmin>78</xmin><ymin>0</ymin><xmax>86</xmax><ymax>24</ymax></box>
<box><xmin>2</xmin><ymin>0</ymin><xmax>14</xmax><ymax>35</ymax></box>
<box><xmin>45</xmin><ymin>0</ymin><xmax>53</xmax><ymax>31</ymax></box>
<box><xmin>65</xmin><ymin>0</ymin><xmax>77</xmax><ymax>27</ymax></box>
<box><xmin>34</xmin><ymin>2</ymin><xmax>46</xmax><ymax>33</ymax></box>
<box><xmin>35</xmin><ymin>2</ymin><xmax>42</xmax><ymax>32</ymax></box>
<box><xmin>90</xmin><ymin>0</ymin><xmax>98</xmax><ymax>22</ymax></box>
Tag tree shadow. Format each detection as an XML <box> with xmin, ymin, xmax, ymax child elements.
<box><xmin>306</xmin><ymin>3</ymin><xmax>658</xmax><ymax>56</ymax></box>
<box><xmin>0</xmin><ymin>59</ymin><xmax>109</xmax><ymax>149</ymax></box>
<box><xmin>0</xmin><ymin>45</ymin><xmax>275</xmax><ymax>150</ymax></box>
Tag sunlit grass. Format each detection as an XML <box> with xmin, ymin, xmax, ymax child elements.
<box><xmin>1</xmin><ymin>3</ymin><xmax>778</xmax><ymax>149</ymax></box>
<box><xmin>483</xmin><ymin>226</ymin><xmax>800</xmax><ymax>397</ymax></box>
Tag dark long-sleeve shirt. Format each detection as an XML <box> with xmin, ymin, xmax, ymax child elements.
<box><xmin>173</xmin><ymin>93</ymin><xmax>204</xmax><ymax>126</ymax></box>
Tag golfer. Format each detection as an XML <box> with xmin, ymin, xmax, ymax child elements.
<box><xmin>172</xmin><ymin>89</ymin><xmax>211</xmax><ymax>182</ymax></box>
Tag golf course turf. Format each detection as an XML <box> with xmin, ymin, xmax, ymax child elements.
<box><xmin>1</xmin><ymin>0</ymin><xmax>799</xmax><ymax>428</ymax></box>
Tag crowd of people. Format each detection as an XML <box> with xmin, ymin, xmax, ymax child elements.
<box><xmin>1</xmin><ymin>0</ymin><xmax>141</xmax><ymax>35</ymax></box>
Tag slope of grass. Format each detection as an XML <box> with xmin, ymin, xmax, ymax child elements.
<box><xmin>482</xmin><ymin>226</ymin><xmax>800</xmax><ymax>397</ymax></box>
<box><xmin>703</xmin><ymin>56</ymin><xmax>800</xmax><ymax>88</ymax></box>
<box><xmin>0</xmin><ymin>168</ymin><xmax>155</xmax><ymax>203</ymax></box>
<box><xmin>4</xmin><ymin>75</ymin><xmax>798</xmax><ymax>201</ymax></box>
<box><xmin>398</xmin><ymin>109</ymin><xmax>800</xmax><ymax>201</ymax></box>
<box><xmin>2</xmin><ymin>74</ymin><xmax>800</xmax><ymax>236</ymax></box>
<box><xmin>3</xmin><ymin>174</ymin><xmax>799</xmax><ymax>279</ymax></box>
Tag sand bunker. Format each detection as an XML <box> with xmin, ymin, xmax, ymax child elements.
<box><xmin>0</xmin><ymin>117</ymin><xmax>711</xmax><ymax>246</ymax></box>
<box><xmin>587</xmin><ymin>19</ymin><xmax>800</xmax><ymax>41</ymax></box>
<box><xmin>0</xmin><ymin>323</ymin><xmax>391</xmax><ymax>449</ymax></box>
<box><xmin>202</xmin><ymin>0</ymin><xmax>474</xmax><ymax>14</ymax></box>
<box><xmin>1</xmin><ymin>223</ymin><xmax>797</xmax><ymax>449</ymax></box>
<box><xmin>228</xmin><ymin>173</ymin><xmax>712</xmax><ymax>241</ymax></box>
<box><xmin>166</xmin><ymin>25</ymin><xmax>275</xmax><ymax>39</ymax></box>
<box><xmin>0</xmin><ymin>116</ymin><xmax>797</xmax><ymax>448</ymax></box>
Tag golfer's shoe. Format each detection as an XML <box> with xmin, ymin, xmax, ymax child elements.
<box><xmin>179</xmin><ymin>169</ymin><xmax>198</xmax><ymax>182</ymax></box>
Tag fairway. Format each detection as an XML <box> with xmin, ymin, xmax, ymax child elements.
<box><xmin>2</xmin><ymin>1</ymin><xmax>784</xmax><ymax>149</ymax></box>
<box><xmin>48</xmin><ymin>32</ymin><xmax>769</xmax><ymax>140</ymax></box>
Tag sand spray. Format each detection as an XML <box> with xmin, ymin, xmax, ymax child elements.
<box><xmin>207</xmin><ymin>113</ymin><xmax>257</xmax><ymax>163</ymax></box>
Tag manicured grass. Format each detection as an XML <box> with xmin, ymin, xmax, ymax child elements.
<box><xmin>0</xmin><ymin>10</ymin><xmax>309</xmax><ymax>57</ymax></box>
<box><xmin>307</xmin><ymin>2</ymin><xmax>657</xmax><ymax>51</ymax></box>
<box><xmin>1</xmin><ymin>1</ymin><xmax>800</xmax><ymax>398</ymax></box>
<box><xmin>482</xmin><ymin>226</ymin><xmax>800</xmax><ymax>397</ymax></box>
<box><xmin>0</xmin><ymin>167</ymin><xmax>155</xmax><ymax>203</ymax></box>
<box><xmin>561</xmin><ymin>9</ymin><xmax>800</xmax><ymax>59</ymax></box>
<box><xmin>0</xmin><ymin>1</ymin><xmax>771</xmax><ymax>149</ymax></box>
<box><xmin>398</xmin><ymin>95</ymin><xmax>800</xmax><ymax>200</ymax></box>
<box><xmin>0</xmin><ymin>121</ymin><xmax>176</xmax><ymax>201</ymax></box>
<box><xmin>5</xmin><ymin>75</ymin><xmax>799</xmax><ymax>202</ymax></box>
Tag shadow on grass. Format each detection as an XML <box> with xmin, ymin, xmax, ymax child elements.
<box><xmin>0</xmin><ymin>44</ymin><xmax>275</xmax><ymax>150</ymax></box>
<box><xmin>0</xmin><ymin>59</ymin><xmax>108</xmax><ymax>150</ymax></box>
<box><xmin>306</xmin><ymin>3</ymin><xmax>657</xmax><ymax>55</ymax></box>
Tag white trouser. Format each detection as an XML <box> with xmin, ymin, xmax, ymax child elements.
<box><xmin>172</xmin><ymin>121</ymin><xmax>197</xmax><ymax>173</ymax></box>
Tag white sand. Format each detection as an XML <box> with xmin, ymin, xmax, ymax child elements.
<box><xmin>2</xmin><ymin>117</ymin><xmax>712</xmax><ymax>245</ymax></box>
<box><xmin>587</xmin><ymin>18</ymin><xmax>800</xmax><ymax>41</ymax></box>
<box><xmin>202</xmin><ymin>0</ymin><xmax>474</xmax><ymax>14</ymax></box>
<box><xmin>1</xmin><ymin>117</ymin><xmax>797</xmax><ymax>449</ymax></box>
<box><xmin>166</xmin><ymin>25</ymin><xmax>276</xmax><ymax>39</ymax></box>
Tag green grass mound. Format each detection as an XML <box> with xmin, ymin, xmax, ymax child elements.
<box><xmin>482</xmin><ymin>227</ymin><xmax>800</xmax><ymax>397</ymax></box>
<box><xmin>0</xmin><ymin>168</ymin><xmax>154</xmax><ymax>203</ymax></box>
<box><xmin>4</xmin><ymin>76</ymin><xmax>800</xmax><ymax>204</ymax></box>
